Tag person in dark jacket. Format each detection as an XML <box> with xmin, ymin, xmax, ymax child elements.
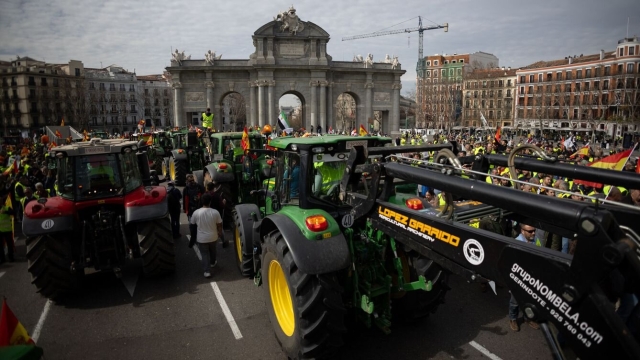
<box><xmin>183</xmin><ymin>174</ymin><xmax>205</xmax><ymax>222</ymax></box>
<box><xmin>166</xmin><ymin>181</ymin><xmax>182</xmax><ymax>239</ymax></box>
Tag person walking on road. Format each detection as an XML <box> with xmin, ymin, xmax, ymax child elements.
<box><xmin>0</xmin><ymin>189</ymin><xmax>15</xmax><ymax>264</ymax></box>
<box><xmin>183</xmin><ymin>174</ymin><xmax>204</xmax><ymax>222</ymax></box>
<box><xmin>189</xmin><ymin>193</ymin><xmax>223</xmax><ymax>278</ymax></box>
<box><xmin>166</xmin><ymin>181</ymin><xmax>182</xmax><ymax>239</ymax></box>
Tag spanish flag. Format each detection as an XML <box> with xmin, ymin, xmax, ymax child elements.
<box><xmin>0</xmin><ymin>299</ymin><xmax>35</xmax><ymax>346</ymax></box>
<box><xmin>494</xmin><ymin>125</ymin><xmax>501</xmax><ymax>143</ymax></box>
<box><xmin>574</xmin><ymin>149</ymin><xmax>633</xmax><ymax>188</ymax></box>
<box><xmin>570</xmin><ymin>145</ymin><xmax>589</xmax><ymax>159</ymax></box>
<box><xmin>637</xmin><ymin>157</ymin><xmax>640</xmax><ymax>174</ymax></box>
<box><xmin>55</xmin><ymin>130</ymin><xmax>62</xmax><ymax>139</ymax></box>
<box><xmin>241</xmin><ymin>126</ymin><xmax>249</xmax><ymax>151</ymax></box>
<box><xmin>359</xmin><ymin>124</ymin><xmax>368</xmax><ymax>137</ymax></box>
<box><xmin>146</xmin><ymin>135</ymin><xmax>153</xmax><ymax>146</ymax></box>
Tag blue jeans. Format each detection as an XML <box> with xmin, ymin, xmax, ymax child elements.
<box><xmin>199</xmin><ymin>242</ymin><xmax>217</xmax><ymax>272</ymax></box>
<box><xmin>509</xmin><ymin>293</ymin><xmax>519</xmax><ymax>320</ymax></box>
<box><xmin>561</xmin><ymin>237</ymin><xmax>570</xmax><ymax>254</ymax></box>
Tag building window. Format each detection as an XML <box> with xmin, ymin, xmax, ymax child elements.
<box><xmin>426</xmin><ymin>70</ymin><xmax>431</xmax><ymax>76</ymax></box>
<box><xmin>41</xmin><ymin>78</ymin><xmax>47</xmax><ymax>86</ymax></box>
<box><xmin>617</xmin><ymin>64</ymin><xmax>623</xmax><ymax>74</ymax></box>
<box><xmin>629</xmin><ymin>47</ymin><xmax>636</xmax><ymax>56</ymax></box>
<box><xmin>556</xmin><ymin>72</ymin><xmax>562</xmax><ymax>81</ymax></box>
<box><xmin>529</xmin><ymin>75</ymin><xmax>534</xmax><ymax>82</ymax></box>
<box><xmin>457</xmin><ymin>68</ymin><xmax>462</xmax><ymax>76</ymax></box>
<box><xmin>566</xmin><ymin>71</ymin><xmax>572</xmax><ymax>80</ymax></box>
<box><xmin>110</xmin><ymin>84</ymin><xmax>116</xmax><ymax>91</ymax></box>
<box><xmin>449</xmin><ymin>69</ymin><xmax>453</xmax><ymax>76</ymax></box>
<box><xmin>576</xmin><ymin>69</ymin><xmax>582</xmax><ymax>79</ymax></box>
<box><xmin>459</xmin><ymin>59</ymin><xmax>464</xmax><ymax>64</ymax></box>
<box><xmin>426</xmin><ymin>61</ymin><xmax>431</xmax><ymax>66</ymax></box>
<box><xmin>585</xmin><ymin>69</ymin><xmax>591</xmax><ymax>78</ymax></box>
<box><xmin>584</xmin><ymin>82</ymin><xmax>590</xmax><ymax>91</ymax></box>
<box><xmin>507</xmin><ymin>79</ymin><xmax>512</xmax><ymax>86</ymax></box>
<box><xmin>604</xmin><ymin>66</ymin><xmax>611</xmax><ymax>76</ymax></box>
<box><xmin>575</xmin><ymin>83</ymin><xmax>581</xmax><ymax>91</ymax></box>
<box><xmin>565</xmin><ymin>84</ymin><xmax>572</xmax><ymax>92</ymax></box>
<box><xmin>444</xmin><ymin>60</ymin><xmax>449</xmax><ymax>64</ymax></box>
<box><xmin>594</xmin><ymin>80</ymin><xmax>600</xmax><ymax>90</ymax></box>
<box><xmin>619</xmin><ymin>48</ymin><xmax>624</xmax><ymax>56</ymax></box>
<box><xmin>441</xmin><ymin>69</ymin><xmax>446</xmax><ymax>76</ymax></box>
<box><xmin>129</xmin><ymin>84</ymin><xmax>135</xmax><ymax>91</ymax></box>
<box><xmin>434</xmin><ymin>60</ymin><xmax>438</xmax><ymax>66</ymax></box>
<box><xmin>131</xmin><ymin>104</ymin><xmax>136</xmax><ymax>112</ymax></box>
<box><xmin>603</xmin><ymin>80</ymin><xmax>609</xmax><ymax>90</ymax></box>
<box><xmin>75</xmin><ymin>68</ymin><xmax>80</xmax><ymax>76</ymax></box>
<box><xmin>538</xmin><ymin>74</ymin><xmax>543</xmax><ymax>82</ymax></box>
<box><xmin>506</xmin><ymin>89</ymin><xmax>511</xmax><ymax>97</ymax></box>
<box><xmin>120</xmin><ymin>84</ymin><xmax>125</xmax><ymax>91</ymax></box>
<box><xmin>434</xmin><ymin>71</ymin><xmax>438</xmax><ymax>77</ymax></box>
<box><xmin>99</xmin><ymin>83</ymin><xmax>105</xmax><ymax>90</ymax></box>
<box><xmin>527</xmin><ymin>85</ymin><xmax>533</xmax><ymax>94</ymax></box>
<box><xmin>519</xmin><ymin>86</ymin><xmax>524</xmax><ymax>94</ymax></box>
<box><xmin>452</xmin><ymin>60</ymin><xmax>456</xmax><ymax>63</ymax></box>
<box><xmin>627</xmin><ymin>63</ymin><xmax>635</xmax><ymax>73</ymax></box>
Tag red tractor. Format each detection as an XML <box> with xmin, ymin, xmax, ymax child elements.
<box><xmin>22</xmin><ymin>138</ymin><xmax>175</xmax><ymax>299</ymax></box>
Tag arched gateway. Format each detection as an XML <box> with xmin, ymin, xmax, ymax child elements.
<box><xmin>166</xmin><ymin>7</ymin><xmax>404</xmax><ymax>135</ymax></box>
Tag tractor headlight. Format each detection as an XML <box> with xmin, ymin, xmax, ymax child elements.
<box><xmin>311</xmin><ymin>147</ymin><xmax>325</xmax><ymax>154</ymax></box>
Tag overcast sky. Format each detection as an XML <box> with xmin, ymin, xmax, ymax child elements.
<box><xmin>1</xmin><ymin>0</ymin><xmax>639</xmax><ymax>100</ymax></box>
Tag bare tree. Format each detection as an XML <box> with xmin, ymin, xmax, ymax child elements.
<box><xmin>336</xmin><ymin>93</ymin><xmax>355</xmax><ymax>132</ymax></box>
<box><xmin>227</xmin><ymin>93</ymin><xmax>246</xmax><ymax>130</ymax></box>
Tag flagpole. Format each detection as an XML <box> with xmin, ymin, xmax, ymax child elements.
<box><xmin>604</xmin><ymin>143</ymin><xmax>637</xmax><ymax>200</ymax></box>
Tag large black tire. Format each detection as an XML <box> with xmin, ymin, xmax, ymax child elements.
<box><xmin>26</xmin><ymin>233</ymin><xmax>80</xmax><ymax>299</ymax></box>
<box><xmin>233</xmin><ymin>206</ymin><xmax>256</xmax><ymax>277</ymax></box>
<box><xmin>170</xmin><ymin>157</ymin><xmax>188</xmax><ymax>186</ymax></box>
<box><xmin>262</xmin><ymin>230</ymin><xmax>346</xmax><ymax>359</ymax></box>
<box><xmin>395</xmin><ymin>254</ymin><xmax>450</xmax><ymax>321</ymax></box>
<box><xmin>138</xmin><ymin>215</ymin><xmax>175</xmax><ymax>276</ymax></box>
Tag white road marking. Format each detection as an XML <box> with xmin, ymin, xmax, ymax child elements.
<box><xmin>31</xmin><ymin>300</ymin><xmax>53</xmax><ymax>343</ymax></box>
<box><xmin>0</xmin><ymin>271</ymin><xmax>5</xmax><ymax>279</ymax></box>
<box><xmin>211</xmin><ymin>282</ymin><xmax>243</xmax><ymax>340</ymax></box>
<box><xmin>469</xmin><ymin>341</ymin><xmax>502</xmax><ymax>360</ymax></box>
<box><xmin>187</xmin><ymin>235</ymin><xmax>202</xmax><ymax>260</ymax></box>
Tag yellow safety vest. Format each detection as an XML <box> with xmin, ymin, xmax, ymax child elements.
<box><xmin>202</xmin><ymin>112</ymin><xmax>214</xmax><ymax>128</ymax></box>
<box><xmin>20</xmin><ymin>194</ymin><xmax>39</xmax><ymax>211</ymax></box>
<box><xmin>14</xmin><ymin>182</ymin><xmax>26</xmax><ymax>201</ymax></box>
<box><xmin>0</xmin><ymin>204</ymin><xmax>12</xmax><ymax>233</ymax></box>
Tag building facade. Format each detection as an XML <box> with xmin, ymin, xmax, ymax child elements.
<box><xmin>515</xmin><ymin>37</ymin><xmax>640</xmax><ymax>136</ymax></box>
<box><xmin>85</xmin><ymin>65</ymin><xmax>139</xmax><ymax>135</ymax></box>
<box><xmin>418</xmin><ymin>51</ymin><xmax>499</xmax><ymax>129</ymax></box>
<box><xmin>462</xmin><ymin>68</ymin><xmax>517</xmax><ymax>128</ymax></box>
<box><xmin>136</xmin><ymin>74</ymin><xmax>173</xmax><ymax>130</ymax></box>
<box><xmin>0</xmin><ymin>57</ymin><xmax>86</xmax><ymax>135</ymax></box>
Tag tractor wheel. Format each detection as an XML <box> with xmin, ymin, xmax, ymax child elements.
<box><xmin>233</xmin><ymin>208</ymin><xmax>254</xmax><ymax>277</ymax></box>
<box><xmin>396</xmin><ymin>254</ymin><xmax>450</xmax><ymax>321</ymax></box>
<box><xmin>161</xmin><ymin>158</ymin><xmax>169</xmax><ymax>180</ymax></box>
<box><xmin>262</xmin><ymin>230</ymin><xmax>346</xmax><ymax>359</ymax></box>
<box><xmin>138</xmin><ymin>215</ymin><xmax>175</xmax><ymax>276</ymax></box>
<box><xmin>170</xmin><ymin>157</ymin><xmax>188</xmax><ymax>186</ymax></box>
<box><xmin>26</xmin><ymin>233</ymin><xmax>81</xmax><ymax>299</ymax></box>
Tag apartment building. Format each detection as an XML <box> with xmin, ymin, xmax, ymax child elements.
<box><xmin>462</xmin><ymin>68</ymin><xmax>517</xmax><ymax>128</ymax></box>
<box><xmin>515</xmin><ymin>36</ymin><xmax>640</xmax><ymax>136</ymax></box>
<box><xmin>0</xmin><ymin>57</ymin><xmax>85</xmax><ymax>135</ymax></box>
<box><xmin>85</xmin><ymin>65</ymin><xmax>138</xmax><ymax>134</ymax></box>
<box><xmin>137</xmin><ymin>73</ymin><xmax>173</xmax><ymax>129</ymax></box>
<box><xmin>419</xmin><ymin>51</ymin><xmax>499</xmax><ymax>128</ymax></box>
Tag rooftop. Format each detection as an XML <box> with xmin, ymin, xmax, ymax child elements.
<box><xmin>520</xmin><ymin>51</ymin><xmax>616</xmax><ymax>70</ymax></box>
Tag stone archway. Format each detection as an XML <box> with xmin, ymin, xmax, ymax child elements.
<box><xmin>278</xmin><ymin>90</ymin><xmax>306</xmax><ymax>131</ymax></box>
<box><xmin>218</xmin><ymin>91</ymin><xmax>247</xmax><ymax>131</ymax></box>
<box><xmin>166</xmin><ymin>7</ymin><xmax>405</xmax><ymax>136</ymax></box>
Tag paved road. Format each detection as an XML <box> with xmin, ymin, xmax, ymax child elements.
<box><xmin>0</xmin><ymin>213</ymin><xmax>552</xmax><ymax>360</ymax></box>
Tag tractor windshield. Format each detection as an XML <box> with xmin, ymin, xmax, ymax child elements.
<box><xmin>276</xmin><ymin>151</ymin><xmax>301</xmax><ymax>205</ymax></box>
<box><xmin>309</xmin><ymin>152</ymin><xmax>347</xmax><ymax>205</ymax></box>
<box><xmin>57</xmin><ymin>151</ymin><xmax>142</xmax><ymax>200</ymax></box>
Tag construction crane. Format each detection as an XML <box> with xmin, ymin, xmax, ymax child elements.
<box><xmin>342</xmin><ymin>16</ymin><xmax>448</xmax><ymax>128</ymax></box>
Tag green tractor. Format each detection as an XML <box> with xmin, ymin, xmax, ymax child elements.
<box><xmin>194</xmin><ymin>131</ymin><xmax>270</xmax><ymax>204</ymax></box>
<box><xmin>162</xmin><ymin>129</ymin><xmax>206</xmax><ymax>186</ymax></box>
<box><xmin>233</xmin><ymin>135</ymin><xmax>451</xmax><ymax>358</ymax></box>
<box><xmin>130</xmin><ymin>131</ymin><xmax>172</xmax><ymax>178</ymax></box>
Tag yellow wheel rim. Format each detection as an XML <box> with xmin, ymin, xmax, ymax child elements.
<box><xmin>235</xmin><ymin>227</ymin><xmax>242</xmax><ymax>264</ymax></box>
<box><xmin>169</xmin><ymin>160</ymin><xmax>175</xmax><ymax>180</ymax></box>
<box><xmin>162</xmin><ymin>161</ymin><xmax>167</xmax><ymax>176</ymax></box>
<box><xmin>269</xmin><ymin>259</ymin><xmax>295</xmax><ymax>336</ymax></box>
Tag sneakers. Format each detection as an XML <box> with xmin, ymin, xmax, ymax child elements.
<box><xmin>204</xmin><ymin>271</ymin><xmax>211</xmax><ymax>278</ymax></box>
<box><xmin>210</xmin><ymin>260</ymin><xmax>217</xmax><ymax>268</ymax></box>
<box><xmin>526</xmin><ymin>320</ymin><xmax>540</xmax><ymax>330</ymax></box>
<box><xmin>509</xmin><ymin>319</ymin><xmax>519</xmax><ymax>332</ymax></box>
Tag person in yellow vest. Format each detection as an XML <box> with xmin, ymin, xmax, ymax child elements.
<box><xmin>0</xmin><ymin>189</ymin><xmax>15</xmax><ymax>263</ymax></box>
<box><xmin>20</xmin><ymin>187</ymin><xmax>39</xmax><ymax>215</ymax></box>
<box><xmin>400</xmin><ymin>137</ymin><xmax>406</xmax><ymax>146</ymax></box>
<box><xmin>34</xmin><ymin>182</ymin><xmax>49</xmax><ymax>198</ymax></box>
<box><xmin>312</xmin><ymin>161</ymin><xmax>346</xmax><ymax>197</ymax></box>
<box><xmin>202</xmin><ymin>108</ymin><xmax>214</xmax><ymax>129</ymax></box>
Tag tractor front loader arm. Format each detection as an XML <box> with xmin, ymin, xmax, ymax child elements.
<box><xmin>343</xmin><ymin>145</ymin><xmax>640</xmax><ymax>360</ymax></box>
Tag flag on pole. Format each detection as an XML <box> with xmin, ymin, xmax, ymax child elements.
<box><xmin>494</xmin><ymin>125</ymin><xmax>501</xmax><ymax>143</ymax></box>
<box><xmin>0</xmin><ymin>299</ymin><xmax>35</xmax><ymax>346</ymax></box>
<box><xmin>277</xmin><ymin>111</ymin><xmax>293</xmax><ymax>134</ymax></box>
<box><xmin>637</xmin><ymin>157</ymin><xmax>640</xmax><ymax>174</ymax></box>
<box><xmin>569</xmin><ymin>145</ymin><xmax>589</xmax><ymax>159</ymax></box>
<box><xmin>560</xmin><ymin>137</ymin><xmax>565</xmax><ymax>152</ymax></box>
<box><xmin>146</xmin><ymin>135</ymin><xmax>153</xmax><ymax>146</ymax></box>
<box><xmin>480</xmin><ymin>112</ymin><xmax>488</xmax><ymax>127</ymax></box>
<box><xmin>55</xmin><ymin>130</ymin><xmax>62</xmax><ymax>138</ymax></box>
<box><xmin>2</xmin><ymin>158</ymin><xmax>19</xmax><ymax>177</ymax></box>
<box><xmin>60</xmin><ymin>118</ymin><xmax>65</xmax><ymax>126</ymax></box>
<box><xmin>241</xmin><ymin>126</ymin><xmax>249</xmax><ymax>151</ymax></box>
<box><xmin>359</xmin><ymin>124</ymin><xmax>368</xmax><ymax>137</ymax></box>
